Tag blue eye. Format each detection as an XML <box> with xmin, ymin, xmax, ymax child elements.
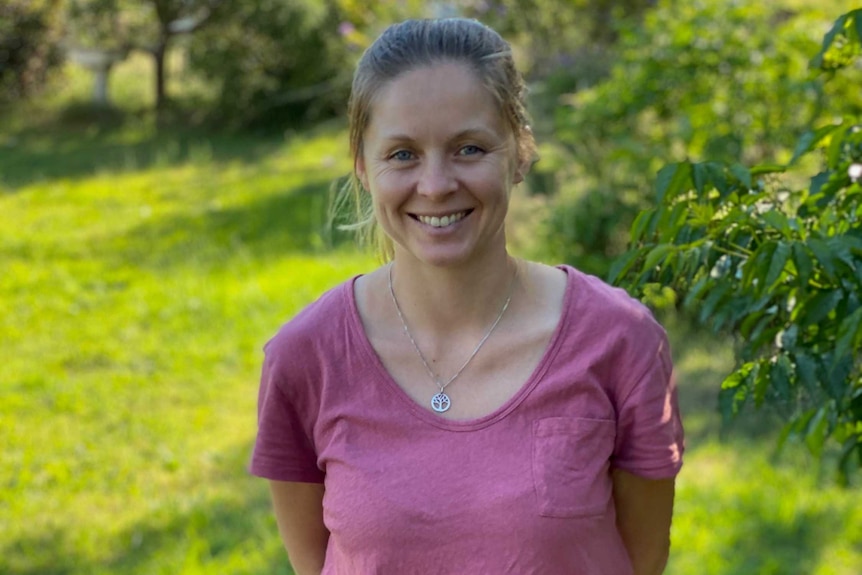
<box><xmin>390</xmin><ymin>150</ymin><xmax>415</xmax><ymax>161</ymax></box>
<box><xmin>459</xmin><ymin>145</ymin><xmax>483</xmax><ymax>156</ymax></box>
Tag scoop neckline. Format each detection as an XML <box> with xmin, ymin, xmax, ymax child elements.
<box><xmin>343</xmin><ymin>264</ymin><xmax>577</xmax><ymax>432</ymax></box>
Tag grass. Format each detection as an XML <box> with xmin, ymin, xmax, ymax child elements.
<box><xmin>1</xmin><ymin>55</ymin><xmax>861</xmax><ymax>575</ymax></box>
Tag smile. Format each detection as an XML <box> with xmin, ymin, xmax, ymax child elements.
<box><xmin>415</xmin><ymin>211</ymin><xmax>470</xmax><ymax>228</ymax></box>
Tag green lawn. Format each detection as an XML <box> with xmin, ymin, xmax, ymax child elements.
<box><xmin>2</xmin><ymin>98</ymin><xmax>860</xmax><ymax>575</ymax></box>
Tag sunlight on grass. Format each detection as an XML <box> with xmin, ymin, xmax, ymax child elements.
<box><xmin>2</xmin><ymin>86</ymin><xmax>861</xmax><ymax>574</ymax></box>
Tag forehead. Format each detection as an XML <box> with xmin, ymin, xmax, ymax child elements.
<box><xmin>364</xmin><ymin>61</ymin><xmax>508</xmax><ymax>143</ymax></box>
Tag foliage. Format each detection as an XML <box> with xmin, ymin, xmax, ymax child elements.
<box><xmin>0</xmin><ymin>0</ymin><xmax>64</xmax><ymax>105</ymax></box>
<box><xmin>544</xmin><ymin>0</ymin><xmax>857</xmax><ymax>277</ymax></box>
<box><xmin>611</xmin><ymin>9</ymin><xmax>862</xmax><ymax>479</ymax></box>
<box><xmin>459</xmin><ymin>0</ymin><xmax>652</xmax><ymax>72</ymax></box>
<box><xmin>187</xmin><ymin>0</ymin><xmax>352</xmax><ymax>130</ymax></box>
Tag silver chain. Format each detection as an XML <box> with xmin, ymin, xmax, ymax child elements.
<box><xmin>387</xmin><ymin>262</ymin><xmax>516</xmax><ymax>406</ymax></box>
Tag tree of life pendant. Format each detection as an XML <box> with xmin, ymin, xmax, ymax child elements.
<box><xmin>431</xmin><ymin>392</ymin><xmax>451</xmax><ymax>413</ymax></box>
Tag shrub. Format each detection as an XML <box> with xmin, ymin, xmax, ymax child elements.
<box><xmin>187</xmin><ymin>0</ymin><xmax>353</xmax><ymax>131</ymax></box>
<box><xmin>612</xmin><ymin>9</ymin><xmax>862</xmax><ymax>480</ymax></box>
<box><xmin>0</xmin><ymin>0</ymin><xmax>64</xmax><ymax>105</ymax></box>
<box><xmin>544</xmin><ymin>0</ymin><xmax>857</xmax><ymax>277</ymax></box>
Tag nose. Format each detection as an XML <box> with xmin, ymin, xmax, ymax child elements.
<box><xmin>417</xmin><ymin>155</ymin><xmax>457</xmax><ymax>199</ymax></box>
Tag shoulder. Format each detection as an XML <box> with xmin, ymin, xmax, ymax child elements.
<box><xmin>554</xmin><ymin>265</ymin><xmax>670</xmax><ymax>394</ymax></box>
<box><xmin>562</xmin><ymin>264</ymin><xmax>665</xmax><ymax>343</ymax></box>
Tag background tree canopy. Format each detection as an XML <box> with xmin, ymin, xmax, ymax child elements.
<box><xmin>0</xmin><ymin>0</ymin><xmax>64</xmax><ymax>105</ymax></box>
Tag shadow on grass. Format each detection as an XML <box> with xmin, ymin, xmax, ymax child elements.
<box><xmin>723</xmin><ymin>509</ymin><xmax>838</xmax><ymax>575</ymax></box>
<box><xmin>0</xmin><ymin>443</ymin><xmax>294</xmax><ymax>575</ymax></box>
<box><xmin>665</xmin><ymin>314</ymin><xmax>790</xmax><ymax>447</ymax></box>
<box><xmin>670</xmin><ymin>487</ymin><xmax>847</xmax><ymax>574</ymax></box>
<box><xmin>111</xmin><ymin>176</ymin><xmax>353</xmax><ymax>268</ymax></box>
<box><xmin>0</xmin><ymin>122</ymin><xmax>288</xmax><ymax>191</ymax></box>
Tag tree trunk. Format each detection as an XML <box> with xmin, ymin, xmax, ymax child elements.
<box><xmin>154</xmin><ymin>40</ymin><xmax>167</xmax><ymax>113</ymax></box>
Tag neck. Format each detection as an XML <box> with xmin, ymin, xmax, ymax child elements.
<box><xmin>388</xmin><ymin>248</ymin><xmax>517</xmax><ymax>335</ymax></box>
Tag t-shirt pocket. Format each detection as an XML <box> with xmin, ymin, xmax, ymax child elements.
<box><xmin>531</xmin><ymin>416</ymin><xmax>616</xmax><ymax>518</ymax></box>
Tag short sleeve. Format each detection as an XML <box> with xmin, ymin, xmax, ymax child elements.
<box><xmin>611</xmin><ymin>331</ymin><xmax>684</xmax><ymax>479</ymax></box>
<box><xmin>249</xmin><ymin>348</ymin><xmax>325</xmax><ymax>483</ymax></box>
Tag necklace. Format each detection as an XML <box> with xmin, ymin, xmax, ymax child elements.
<box><xmin>388</xmin><ymin>262</ymin><xmax>516</xmax><ymax>413</ymax></box>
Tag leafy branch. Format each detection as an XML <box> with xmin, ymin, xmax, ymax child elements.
<box><xmin>611</xmin><ymin>9</ymin><xmax>862</xmax><ymax>482</ymax></box>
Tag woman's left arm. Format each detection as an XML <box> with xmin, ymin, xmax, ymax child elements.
<box><xmin>612</xmin><ymin>468</ymin><xmax>676</xmax><ymax>575</ymax></box>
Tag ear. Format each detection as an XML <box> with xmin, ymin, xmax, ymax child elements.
<box><xmin>355</xmin><ymin>154</ymin><xmax>369</xmax><ymax>191</ymax></box>
<box><xmin>513</xmin><ymin>155</ymin><xmax>531</xmax><ymax>185</ymax></box>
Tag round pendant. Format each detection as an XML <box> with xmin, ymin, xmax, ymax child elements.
<box><xmin>431</xmin><ymin>392</ymin><xmax>451</xmax><ymax>413</ymax></box>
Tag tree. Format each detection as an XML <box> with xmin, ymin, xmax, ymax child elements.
<box><xmin>543</xmin><ymin>0</ymin><xmax>856</xmax><ymax>277</ymax></box>
<box><xmin>0</xmin><ymin>0</ymin><xmax>64</xmax><ymax>105</ymax></box>
<box><xmin>187</xmin><ymin>0</ymin><xmax>355</xmax><ymax>129</ymax></box>
<box><xmin>67</xmin><ymin>0</ymin><xmax>224</xmax><ymax>113</ymax></box>
<box><xmin>611</xmin><ymin>9</ymin><xmax>862</xmax><ymax>480</ymax></box>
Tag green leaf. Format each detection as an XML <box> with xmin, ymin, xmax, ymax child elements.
<box><xmin>754</xmin><ymin>363</ymin><xmax>770</xmax><ymax>407</ymax></box>
<box><xmin>658</xmin><ymin>201</ymin><xmax>688</xmax><ymax>242</ymax></box>
<box><xmin>699</xmin><ymin>281</ymin><xmax>732</xmax><ymax>326</ymax></box>
<box><xmin>630</xmin><ymin>209</ymin><xmax>654</xmax><ymax>243</ymax></box>
<box><xmin>792</xmin><ymin>242</ymin><xmax>814</xmax><ymax>288</ymax></box>
<box><xmin>827</xmin><ymin>124</ymin><xmax>849</xmax><ymax>169</ymax></box>
<box><xmin>682</xmin><ymin>275</ymin><xmax>711</xmax><ymax>308</ymax></box>
<box><xmin>655</xmin><ymin>162</ymin><xmax>692</xmax><ymax>204</ymax></box>
<box><xmin>792</xmin><ymin>124</ymin><xmax>844</xmax><ymax>165</ymax></box>
<box><xmin>779</xmin><ymin>324</ymin><xmax>798</xmax><ymax>350</ymax></box>
<box><xmin>808</xmin><ymin>237</ymin><xmax>837</xmax><ymax>280</ymax></box>
<box><xmin>805</xmin><ymin>407</ymin><xmax>830</xmax><ymax>457</ymax></box>
<box><xmin>730</xmin><ymin>163</ymin><xmax>752</xmax><ymax>188</ymax></box>
<box><xmin>771</xmin><ymin>354</ymin><xmax>793</xmax><ymax>401</ymax></box>
<box><xmin>704</xmin><ymin>162</ymin><xmax>729</xmax><ymax>195</ymax></box>
<box><xmin>793</xmin><ymin>352</ymin><xmax>819</xmax><ymax>392</ymax></box>
<box><xmin>761</xmin><ymin>210</ymin><xmax>791</xmax><ymax>237</ymax></box>
<box><xmin>740</xmin><ymin>310</ymin><xmax>765</xmax><ymax>339</ymax></box>
<box><xmin>809</xmin><ymin>171</ymin><xmax>830</xmax><ymax>197</ymax></box>
<box><xmin>838</xmin><ymin>439</ymin><xmax>862</xmax><ymax>487</ymax></box>
<box><xmin>743</xmin><ymin>240</ymin><xmax>777</xmax><ymax>292</ymax></box>
<box><xmin>692</xmin><ymin>162</ymin><xmax>708</xmax><ymax>194</ymax></box>
<box><xmin>608</xmin><ymin>248</ymin><xmax>641</xmax><ymax>285</ymax></box>
<box><xmin>811</xmin><ymin>13</ymin><xmax>849</xmax><ymax>69</ymax></box>
<box><xmin>750</xmin><ymin>164</ymin><xmax>786</xmax><ymax>176</ymax></box>
<box><xmin>835</xmin><ymin>307</ymin><xmax>862</xmax><ymax>362</ymax></box>
<box><xmin>827</xmin><ymin>236</ymin><xmax>858</xmax><ymax>272</ymax></box>
<box><xmin>790</xmin><ymin>130</ymin><xmax>816</xmax><ymax>165</ymax></box>
<box><xmin>799</xmin><ymin>289</ymin><xmax>842</xmax><ymax>326</ymax></box>
<box><xmin>720</xmin><ymin>362</ymin><xmax>756</xmax><ymax>421</ymax></box>
<box><xmin>765</xmin><ymin>241</ymin><xmax>791</xmax><ymax>289</ymax></box>
<box><xmin>643</xmin><ymin>243</ymin><xmax>675</xmax><ymax>272</ymax></box>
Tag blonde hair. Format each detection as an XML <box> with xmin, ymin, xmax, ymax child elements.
<box><xmin>336</xmin><ymin>18</ymin><xmax>536</xmax><ymax>261</ymax></box>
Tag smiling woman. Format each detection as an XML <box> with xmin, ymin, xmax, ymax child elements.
<box><xmin>250</xmin><ymin>18</ymin><xmax>683</xmax><ymax>575</ymax></box>
<box><xmin>356</xmin><ymin>61</ymin><xmax>526</xmax><ymax>269</ymax></box>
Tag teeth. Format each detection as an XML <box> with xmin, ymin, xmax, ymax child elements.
<box><xmin>418</xmin><ymin>211</ymin><xmax>466</xmax><ymax>228</ymax></box>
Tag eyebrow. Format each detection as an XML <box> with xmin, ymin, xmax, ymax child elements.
<box><xmin>378</xmin><ymin>127</ymin><xmax>503</xmax><ymax>143</ymax></box>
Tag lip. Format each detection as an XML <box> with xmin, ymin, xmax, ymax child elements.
<box><xmin>409</xmin><ymin>209</ymin><xmax>473</xmax><ymax>219</ymax></box>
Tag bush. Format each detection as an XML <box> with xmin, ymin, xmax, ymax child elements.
<box><xmin>187</xmin><ymin>0</ymin><xmax>353</xmax><ymax>131</ymax></box>
<box><xmin>0</xmin><ymin>0</ymin><xmax>64</xmax><ymax>105</ymax></box>
<box><xmin>543</xmin><ymin>0</ymin><xmax>858</xmax><ymax>276</ymax></box>
<box><xmin>612</xmin><ymin>8</ymin><xmax>862</xmax><ymax>479</ymax></box>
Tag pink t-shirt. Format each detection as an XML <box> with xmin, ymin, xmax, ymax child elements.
<box><xmin>251</xmin><ymin>265</ymin><xmax>684</xmax><ymax>574</ymax></box>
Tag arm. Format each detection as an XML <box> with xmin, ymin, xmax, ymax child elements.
<box><xmin>612</xmin><ymin>469</ymin><xmax>676</xmax><ymax>575</ymax></box>
<box><xmin>269</xmin><ymin>480</ymin><xmax>329</xmax><ymax>575</ymax></box>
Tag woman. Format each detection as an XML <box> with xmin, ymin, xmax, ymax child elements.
<box><xmin>251</xmin><ymin>18</ymin><xmax>683</xmax><ymax>575</ymax></box>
